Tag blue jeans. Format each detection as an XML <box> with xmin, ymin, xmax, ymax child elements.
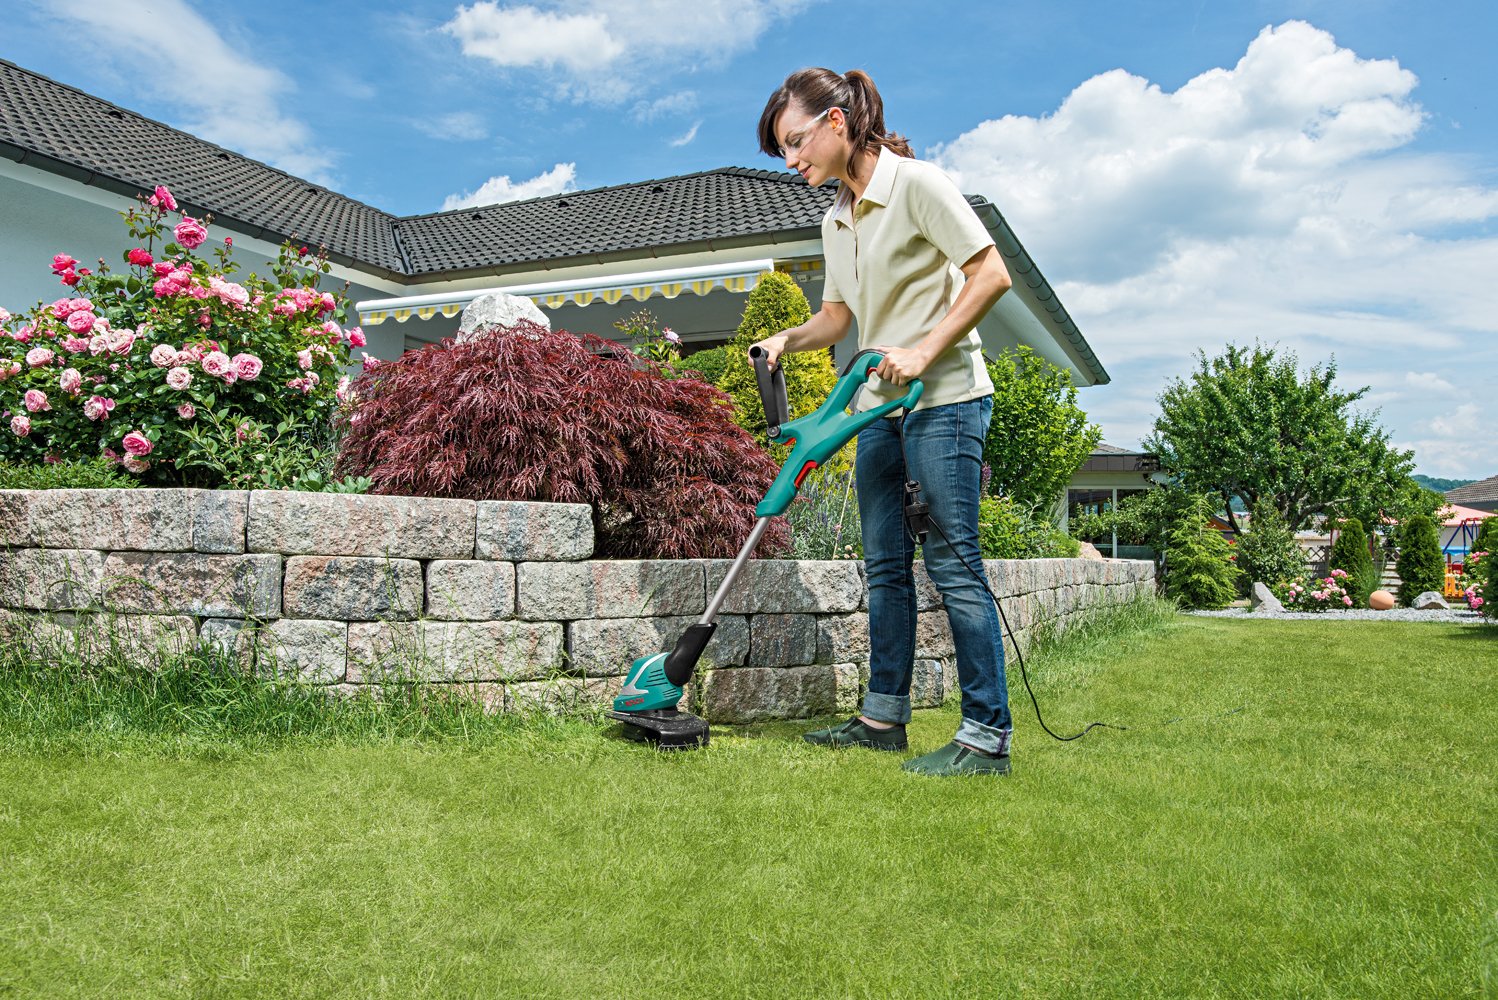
<box><xmin>855</xmin><ymin>396</ymin><xmax>1013</xmax><ymax>755</ymax></box>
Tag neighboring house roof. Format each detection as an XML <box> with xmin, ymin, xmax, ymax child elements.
<box><xmin>1439</xmin><ymin>502</ymin><xmax>1494</xmax><ymax>526</ymax></box>
<box><xmin>1444</xmin><ymin>475</ymin><xmax>1498</xmax><ymax>509</ymax></box>
<box><xmin>0</xmin><ymin>58</ymin><xmax>1108</xmax><ymax>383</ymax></box>
<box><xmin>1077</xmin><ymin>443</ymin><xmax>1159</xmax><ymax>474</ymax></box>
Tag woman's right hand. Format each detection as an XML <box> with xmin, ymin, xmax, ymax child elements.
<box><xmin>748</xmin><ymin>332</ymin><xmax>790</xmax><ymax>370</ymax></box>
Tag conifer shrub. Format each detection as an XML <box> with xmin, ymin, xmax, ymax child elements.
<box><xmin>1474</xmin><ymin>516</ymin><xmax>1498</xmax><ymax>556</ymax></box>
<box><xmin>1328</xmin><ymin>516</ymin><xmax>1378</xmax><ymax>605</ymax></box>
<box><xmin>1164</xmin><ymin>496</ymin><xmax>1241</xmax><ymax>609</ymax></box>
<box><xmin>333</xmin><ymin>322</ymin><xmax>790</xmax><ymax>559</ymax></box>
<box><xmin>680</xmin><ymin>345</ymin><xmax>730</xmax><ymax>386</ymax></box>
<box><xmin>1394</xmin><ymin>514</ymin><xmax>1444</xmax><ymax>606</ymax></box>
<box><xmin>1482</xmin><ymin>546</ymin><xmax>1498</xmax><ymax>620</ymax></box>
<box><xmin>1234</xmin><ymin>499</ymin><xmax>1303</xmax><ymax>592</ymax></box>
<box><xmin>715</xmin><ymin>271</ymin><xmax>838</xmax><ymax>450</ymax></box>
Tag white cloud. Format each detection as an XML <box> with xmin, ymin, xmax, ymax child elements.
<box><xmin>413</xmin><ymin>112</ymin><xmax>489</xmax><ymax>141</ymax></box>
<box><xmin>40</xmin><ymin>0</ymin><xmax>338</xmax><ymax>184</ymax></box>
<box><xmin>442</xmin><ymin>162</ymin><xmax>577</xmax><ymax>209</ymax></box>
<box><xmin>930</xmin><ymin>20</ymin><xmax>1498</xmax><ymax>478</ymax></box>
<box><xmin>632</xmin><ymin>91</ymin><xmax>698</xmax><ymax>123</ymax></box>
<box><xmin>669</xmin><ymin>122</ymin><xmax>701</xmax><ymax>147</ymax></box>
<box><xmin>442</xmin><ymin>0</ymin><xmax>809</xmax><ymax>103</ymax></box>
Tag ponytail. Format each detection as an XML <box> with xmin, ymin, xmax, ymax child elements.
<box><xmin>757</xmin><ymin>67</ymin><xmax>912</xmax><ymax>182</ymax></box>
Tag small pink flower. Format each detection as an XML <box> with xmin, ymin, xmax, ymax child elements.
<box><xmin>317</xmin><ymin>292</ymin><xmax>336</xmax><ymax>314</ymax></box>
<box><xmin>177</xmin><ymin>402</ymin><xmax>196</xmax><ymax>420</ymax></box>
<box><xmin>83</xmin><ymin>395</ymin><xmax>116</xmax><ymax>421</ymax></box>
<box><xmin>10</xmin><ymin>414</ymin><xmax>30</xmax><ymax>437</ymax></box>
<box><xmin>297</xmin><ymin>349</ymin><xmax>314</xmax><ymax>370</ymax></box>
<box><xmin>0</xmin><ymin>307</ymin><xmax>9</xmax><ymax>324</ymax></box>
<box><xmin>335</xmin><ymin>376</ymin><xmax>352</xmax><ymax>404</ymax></box>
<box><xmin>127</xmin><ymin>248</ymin><xmax>154</xmax><ymax>267</ymax></box>
<box><xmin>174</xmin><ymin>216</ymin><xmax>207</xmax><ymax>250</ymax></box>
<box><xmin>346</xmin><ymin>326</ymin><xmax>366</xmax><ymax>348</ymax></box>
<box><xmin>1343</xmin><ymin>596</ymin><xmax>1353</xmax><ymax>606</ymax></box>
<box><xmin>200</xmin><ymin>351</ymin><xmax>232</xmax><ymax>379</ymax></box>
<box><xmin>235</xmin><ymin>421</ymin><xmax>251</xmax><ymax>442</ymax></box>
<box><xmin>230</xmin><ymin>353</ymin><xmax>262</xmax><ymax>380</ymax></box>
<box><xmin>166</xmin><ymin>366</ymin><xmax>193</xmax><ymax>390</ymax></box>
<box><xmin>0</xmin><ymin>360</ymin><xmax>21</xmax><ymax>380</ymax></box>
<box><xmin>23</xmin><ymin>389</ymin><xmax>50</xmax><ymax>412</ymax></box>
<box><xmin>122</xmin><ymin>456</ymin><xmax>150</xmax><ymax>474</ymax></box>
<box><xmin>152</xmin><ymin>262</ymin><xmax>173</xmax><ymax>278</ymax></box>
<box><xmin>149</xmin><ymin>343</ymin><xmax>177</xmax><ymax>367</ymax></box>
<box><xmin>26</xmin><ymin>347</ymin><xmax>55</xmax><ymax>367</ymax></box>
<box><xmin>61</xmin><ymin>336</ymin><xmax>88</xmax><ymax>354</ymax></box>
<box><xmin>59</xmin><ymin>270</ymin><xmax>80</xmax><ymax>286</ymax></box>
<box><xmin>662</xmin><ymin>327</ymin><xmax>680</xmax><ymax>344</ymax></box>
<box><xmin>150</xmin><ymin>185</ymin><xmax>178</xmax><ymax>212</ymax></box>
<box><xmin>65</xmin><ymin>310</ymin><xmax>94</xmax><ymax>333</ymax></box>
<box><xmin>110</xmin><ymin>328</ymin><xmax>136</xmax><ymax>355</ymax></box>
<box><xmin>122</xmin><ymin>429</ymin><xmax>153</xmax><ymax>456</ymax></box>
<box><xmin>51</xmin><ymin>253</ymin><xmax>78</xmax><ymax>275</ymax></box>
<box><xmin>59</xmin><ymin>368</ymin><xmax>82</xmax><ymax>395</ymax></box>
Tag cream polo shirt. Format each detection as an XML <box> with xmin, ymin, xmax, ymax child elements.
<box><xmin>821</xmin><ymin>148</ymin><xmax>996</xmax><ymax>412</ymax></box>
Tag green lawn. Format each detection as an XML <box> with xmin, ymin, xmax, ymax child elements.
<box><xmin>1</xmin><ymin>614</ymin><xmax>1494</xmax><ymax>998</ymax></box>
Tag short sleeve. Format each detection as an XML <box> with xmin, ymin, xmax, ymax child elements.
<box><xmin>907</xmin><ymin>163</ymin><xmax>995</xmax><ymax>269</ymax></box>
<box><xmin>819</xmin><ymin>212</ymin><xmax>845</xmax><ymax>303</ymax></box>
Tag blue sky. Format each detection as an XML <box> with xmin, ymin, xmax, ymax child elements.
<box><xmin>3</xmin><ymin>0</ymin><xmax>1495</xmax><ymax>478</ymax></box>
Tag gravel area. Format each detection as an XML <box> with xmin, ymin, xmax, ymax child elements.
<box><xmin>1186</xmin><ymin>606</ymin><xmax>1489</xmax><ymax>624</ymax></box>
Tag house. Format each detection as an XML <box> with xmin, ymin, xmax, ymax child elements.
<box><xmin>1060</xmin><ymin>444</ymin><xmax>1166</xmax><ymax>558</ymax></box>
<box><xmin>0</xmin><ymin>58</ymin><xmax>1107</xmax><ymax>384</ymax></box>
<box><xmin>1444</xmin><ymin>475</ymin><xmax>1498</xmax><ymax>514</ymax></box>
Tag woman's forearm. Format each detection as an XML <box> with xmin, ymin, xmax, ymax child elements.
<box><xmin>782</xmin><ymin>301</ymin><xmax>853</xmax><ymax>353</ymax></box>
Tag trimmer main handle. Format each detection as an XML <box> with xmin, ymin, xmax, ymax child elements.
<box><xmin>754</xmin><ymin>350</ymin><xmax>923</xmax><ymax>518</ymax></box>
<box><xmin>749</xmin><ymin>345</ymin><xmax>790</xmax><ymax>433</ymax></box>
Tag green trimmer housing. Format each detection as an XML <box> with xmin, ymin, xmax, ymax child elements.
<box><xmin>608</xmin><ymin>348</ymin><xmax>923</xmax><ymax>749</ymax></box>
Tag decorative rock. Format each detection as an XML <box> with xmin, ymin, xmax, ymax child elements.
<box><xmin>201</xmin><ymin>618</ymin><xmax>346</xmax><ymax>683</ymax></box>
<box><xmin>1368</xmin><ymin>590</ymin><xmax>1396</xmax><ymax>611</ymax></box>
<box><xmin>347</xmin><ymin>620</ymin><xmax>564</xmax><ymax>683</ymax></box>
<box><xmin>475</xmin><ymin>501</ymin><xmax>592</xmax><ymax>561</ymax></box>
<box><xmin>1250</xmin><ymin>582</ymin><xmax>1284</xmax><ymax>612</ymax></box>
<box><xmin>283</xmin><ymin>556</ymin><xmax>423</xmax><ymax>620</ymax></box>
<box><xmin>102</xmin><ymin>552</ymin><xmax>281</xmax><ymax>618</ymax></box>
<box><xmin>703</xmin><ymin>560</ymin><xmax>863</xmax><ymax>614</ymax></box>
<box><xmin>747</xmin><ymin>613</ymin><xmax>817</xmax><ymax>667</ymax></box>
<box><xmin>425</xmin><ymin>561</ymin><xmax>516</xmax><ymax>620</ymax></box>
<box><xmin>247</xmin><ymin>491</ymin><xmax>475</xmax><ymax>560</ymax></box>
<box><xmin>567</xmin><ymin>614</ymin><xmax>748</xmax><ymax>676</ymax></box>
<box><xmin>1413</xmin><ymin>591</ymin><xmax>1449</xmax><ymax>610</ymax></box>
<box><xmin>516</xmin><ymin>561</ymin><xmax>704</xmax><ymax>620</ymax></box>
<box><xmin>700</xmin><ymin>665</ymin><xmax>837</xmax><ymax>723</ymax></box>
<box><xmin>0</xmin><ymin>548</ymin><xmax>104</xmax><ymax>610</ymax></box>
<box><xmin>915</xmin><ymin>610</ymin><xmax>956</xmax><ymax>660</ymax></box>
<box><xmin>0</xmin><ymin>489</ymin><xmax>191</xmax><ymax>551</ymax></box>
<box><xmin>1077</xmin><ymin>541</ymin><xmax>1105</xmax><ymax>561</ymax></box>
<box><xmin>456</xmin><ymin>292</ymin><xmax>550</xmax><ymax>342</ymax></box>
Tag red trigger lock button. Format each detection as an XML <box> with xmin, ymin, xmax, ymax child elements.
<box><xmin>794</xmin><ymin>461</ymin><xmax>818</xmax><ymax>487</ymax></box>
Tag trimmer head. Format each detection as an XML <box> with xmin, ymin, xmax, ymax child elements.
<box><xmin>606</xmin><ymin>708</ymin><xmax>710</xmax><ymax>750</ymax></box>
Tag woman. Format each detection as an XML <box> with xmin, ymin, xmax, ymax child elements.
<box><xmin>752</xmin><ymin>68</ymin><xmax>1016</xmax><ymax>776</ymax></box>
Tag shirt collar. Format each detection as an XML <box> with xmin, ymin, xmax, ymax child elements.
<box><xmin>831</xmin><ymin>147</ymin><xmax>901</xmax><ymax>229</ymax></box>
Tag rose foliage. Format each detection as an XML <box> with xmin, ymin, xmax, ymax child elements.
<box><xmin>333</xmin><ymin>323</ymin><xmax>791</xmax><ymax>560</ymax></box>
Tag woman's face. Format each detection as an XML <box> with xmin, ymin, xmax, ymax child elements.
<box><xmin>775</xmin><ymin>102</ymin><xmax>845</xmax><ymax>185</ymax></box>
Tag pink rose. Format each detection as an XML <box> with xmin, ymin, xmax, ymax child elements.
<box><xmin>61</xmin><ymin>337</ymin><xmax>88</xmax><ymax>354</ymax></box>
<box><xmin>208</xmin><ymin>276</ymin><xmax>249</xmax><ymax>307</ymax></box>
<box><xmin>59</xmin><ymin>270</ymin><xmax>80</xmax><ymax>286</ymax></box>
<box><xmin>26</xmin><ymin>347</ymin><xmax>55</xmax><ymax>367</ymax></box>
<box><xmin>0</xmin><ymin>307</ymin><xmax>9</xmax><ymax>324</ymax></box>
<box><xmin>346</xmin><ymin>326</ymin><xmax>366</xmax><ymax>348</ymax></box>
<box><xmin>122</xmin><ymin>456</ymin><xmax>150</xmax><ymax>474</ymax></box>
<box><xmin>65</xmin><ymin>310</ymin><xmax>94</xmax><ymax>333</ymax></box>
<box><xmin>127</xmin><ymin>248</ymin><xmax>154</xmax><ymax>267</ymax></box>
<box><xmin>149</xmin><ymin>343</ymin><xmax>177</xmax><ymax>367</ymax></box>
<box><xmin>9</xmin><ymin>327</ymin><xmax>31</xmax><ymax>344</ymax></box>
<box><xmin>23</xmin><ymin>389</ymin><xmax>50</xmax><ymax>412</ymax></box>
<box><xmin>0</xmin><ymin>360</ymin><xmax>20</xmax><ymax>380</ymax></box>
<box><xmin>150</xmin><ymin>185</ymin><xmax>178</xmax><ymax>212</ymax></box>
<box><xmin>152</xmin><ymin>262</ymin><xmax>173</xmax><ymax>278</ymax></box>
<box><xmin>200</xmin><ymin>351</ymin><xmax>232</xmax><ymax>379</ymax></box>
<box><xmin>177</xmin><ymin>402</ymin><xmax>196</xmax><ymax>420</ymax></box>
<box><xmin>110</xmin><ymin>328</ymin><xmax>136</xmax><ymax>355</ymax></box>
<box><xmin>59</xmin><ymin>368</ymin><xmax>82</xmax><ymax>395</ymax></box>
<box><xmin>335</xmin><ymin>376</ymin><xmax>353</xmax><ymax>404</ymax></box>
<box><xmin>83</xmin><ymin>395</ymin><xmax>116</xmax><ymax>421</ymax></box>
<box><xmin>121</xmin><ymin>429</ymin><xmax>153</xmax><ymax>456</ymax></box>
<box><xmin>166</xmin><ymin>366</ymin><xmax>193</xmax><ymax>390</ymax></box>
<box><xmin>296</xmin><ymin>349</ymin><xmax>314</xmax><ymax>370</ymax></box>
<box><xmin>51</xmin><ymin>253</ymin><xmax>78</xmax><ymax>275</ymax></box>
<box><xmin>173</xmin><ymin>217</ymin><xmax>207</xmax><ymax>250</ymax></box>
<box><xmin>230</xmin><ymin>353</ymin><xmax>262</xmax><ymax>380</ymax></box>
<box><xmin>9</xmin><ymin>414</ymin><xmax>29</xmax><ymax>437</ymax></box>
<box><xmin>235</xmin><ymin>422</ymin><xmax>251</xmax><ymax>442</ymax></box>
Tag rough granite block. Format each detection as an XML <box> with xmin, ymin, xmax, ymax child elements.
<box><xmin>425</xmin><ymin>561</ymin><xmax>516</xmax><ymax>621</ymax></box>
<box><xmin>833</xmin><ymin>662</ymin><xmax>862</xmax><ymax>715</ymax></box>
<box><xmin>910</xmin><ymin>658</ymin><xmax>946</xmax><ymax>708</ymax></box>
<box><xmin>247</xmin><ymin>491</ymin><xmax>475</xmax><ymax>559</ymax></box>
<box><xmin>346</xmin><ymin>620</ymin><xmax>564</xmax><ymax>683</ymax></box>
<box><xmin>102</xmin><ymin>552</ymin><xmax>280</xmax><ymax>618</ymax></box>
<box><xmin>5</xmin><ymin>610</ymin><xmax>195</xmax><ymax>666</ymax></box>
<box><xmin>200</xmin><ymin>617</ymin><xmax>346</xmax><ymax>683</ymax></box>
<box><xmin>566</xmin><ymin>614</ymin><xmax>749</xmax><ymax>676</ymax></box>
<box><xmin>698</xmin><ymin>665</ymin><xmax>836</xmax><ymax>724</ymax></box>
<box><xmin>816</xmin><ymin>612</ymin><xmax>869</xmax><ymax>665</ymax></box>
<box><xmin>0</xmin><ymin>489</ymin><xmax>194</xmax><ymax>551</ymax></box>
<box><xmin>0</xmin><ymin>548</ymin><xmax>105</xmax><ymax>610</ymax></box>
<box><xmin>915</xmin><ymin>610</ymin><xmax>955</xmax><ymax>660</ymax></box>
<box><xmin>517</xmin><ymin>561</ymin><xmax>704</xmax><ymax>620</ymax></box>
<box><xmin>747</xmin><ymin>613</ymin><xmax>817</xmax><ymax>667</ymax></box>
<box><xmin>475</xmin><ymin>501</ymin><xmax>593</xmax><ymax>561</ymax></box>
<box><xmin>702</xmin><ymin>559</ymin><xmax>863</xmax><ymax>614</ymax></box>
<box><xmin>283</xmin><ymin>555</ymin><xmax>423</xmax><ymax>620</ymax></box>
<box><xmin>193</xmin><ymin>490</ymin><xmax>248</xmax><ymax>553</ymax></box>
<box><xmin>508</xmin><ymin>676</ymin><xmax>619</xmax><ymax>715</ymax></box>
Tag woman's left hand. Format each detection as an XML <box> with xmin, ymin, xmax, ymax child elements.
<box><xmin>872</xmin><ymin>345</ymin><xmax>932</xmax><ymax>386</ymax></box>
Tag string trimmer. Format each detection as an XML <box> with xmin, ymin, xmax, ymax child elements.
<box><xmin>606</xmin><ymin>348</ymin><xmax>924</xmax><ymax>749</ymax></box>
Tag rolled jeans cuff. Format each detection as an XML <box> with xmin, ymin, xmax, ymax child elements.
<box><xmin>956</xmin><ymin>718</ymin><xmax>1012</xmax><ymax>756</ymax></box>
<box><xmin>861</xmin><ymin>691</ymin><xmax>911</xmax><ymax>725</ymax></box>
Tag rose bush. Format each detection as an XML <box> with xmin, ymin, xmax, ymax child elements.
<box><xmin>0</xmin><ymin>185</ymin><xmax>364</xmax><ymax>487</ymax></box>
<box><xmin>1273</xmin><ymin>569</ymin><xmax>1356</xmax><ymax>612</ymax></box>
<box><xmin>1462</xmin><ymin>550</ymin><xmax>1486</xmax><ymax>613</ymax></box>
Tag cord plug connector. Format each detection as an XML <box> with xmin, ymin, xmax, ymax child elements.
<box><xmin>903</xmin><ymin>480</ymin><xmax>930</xmax><ymax>544</ymax></box>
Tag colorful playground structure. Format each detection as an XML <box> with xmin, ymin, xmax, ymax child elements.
<box><xmin>1441</xmin><ymin>504</ymin><xmax>1490</xmax><ymax>598</ymax></box>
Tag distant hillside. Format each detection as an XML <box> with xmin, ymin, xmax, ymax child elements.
<box><xmin>1414</xmin><ymin>474</ymin><xmax>1475</xmax><ymax>493</ymax></box>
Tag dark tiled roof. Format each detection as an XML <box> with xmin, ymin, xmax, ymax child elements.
<box><xmin>1445</xmin><ymin>474</ymin><xmax>1498</xmax><ymax>507</ymax></box>
<box><xmin>1092</xmin><ymin>443</ymin><xmax>1137</xmax><ymax>456</ymax></box>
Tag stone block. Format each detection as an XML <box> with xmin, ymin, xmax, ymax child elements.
<box><xmin>567</xmin><ymin>615</ymin><xmax>748</xmax><ymax>676</ymax></box>
<box><xmin>0</xmin><ymin>548</ymin><xmax>103</xmax><ymax>610</ymax></box>
<box><xmin>816</xmin><ymin>612</ymin><xmax>869</xmax><ymax>664</ymax></box>
<box><xmin>1413</xmin><ymin>591</ymin><xmax>1449</xmax><ymax>610</ymax></box>
<box><xmin>509</xmin><ymin>676</ymin><xmax>619</xmax><ymax>715</ymax></box>
<box><xmin>915</xmin><ymin>610</ymin><xmax>955</xmax><ymax>660</ymax></box>
<box><xmin>200</xmin><ymin>618</ymin><xmax>347</xmax><ymax>683</ymax></box>
<box><xmin>283</xmin><ymin>556</ymin><xmax>423</xmax><ymax>620</ymax></box>
<box><xmin>910</xmin><ymin>658</ymin><xmax>946</xmax><ymax>708</ymax></box>
<box><xmin>0</xmin><ymin>489</ymin><xmax>193</xmax><ymax>551</ymax></box>
<box><xmin>475</xmin><ymin>501</ymin><xmax>593</xmax><ymax>562</ymax></box>
<box><xmin>6</xmin><ymin>610</ymin><xmax>196</xmax><ymax>666</ymax></box>
<box><xmin>748</xmin><ymin>613</ymin><xmax>816</xmax><ymax>667</ymax></box>
<box><xmin>193</xmin><ymin>490</ymin><xmax>248</xmax><ymax>553</ymax></box>
<box><xmin>833</xmin><ymin>662</ymin><xmax>862</xmax><ymax>715</ymax></box>
<box><xmin>517</xmin><ymin>561</ymin><xmax>704</xmax><ymax>620</ymax></box>
<box><xmin>347</xmin><ymin>620</ymin><xmax>564</xmax><ymax>683</ymax></box>
<box><xmin>103</xmin><ymin>552</ymin><xmax>280</xmax><ymax>618</ymax></box>
<box><xmin>247</xmin><ymin>491</ymin><xmax>475</xmax><ymax>559</ymax></box>
<box><xmin>425</xmin><ymin>561</ymin><xmax>516</xmax><ymax>621</ymax></box>
<box><xmin>703</xmin><ymin>559</ymin><xmax>863</xmax><ymax>614</ymax></box>
<box><xmin>698</xmin><ymin>665</ymin><xmax>837</xmax><ymax>724</ymax></box>
<box><xmin>912</xmin><ymin>562</ymin><xmax>943</xmax><ymax>611</ymax></box>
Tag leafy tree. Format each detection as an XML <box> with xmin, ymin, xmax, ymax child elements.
<box><xmin>1329</xmin><ymin>517</ymin><xmax>1377</xmax><ymax>605</ymax></box>
<box><xmin>1145</xmin><ymin>343</ymin><xmax>1417</xmax><ymax>534</ymax></box>
<box><xmin>1234</xmin><ymin>499</ymin><xmax>1304</xmax><ymax>592</ymax></box>
<box><xmin>983</xmin><ymin>346</ymin><xmax>1101</xmax><ymax>511</ymax></box>
<box><xmin>1483</xmin><ymin>548</ymin><xmax>1498</xmax><ymax>621</ymax></box>
<box><xmin>1164</xmin><ymin>495</ymin><xmax>1241</xmax><ymax>609</ymax></box>
<box><xmin>1394</xmin><ymin>514</ymin><xmax>1444</xmax><ymax>606</ymax></box>
<box><xmin>978</xmin><ymin>495</ymin><xmax>1080</xmax><ymax>559</ymax></box>
<box><xmin>1474</xmin><ymin>516</ymin><xmax>1498</xmax><ymax>556</ymax></box>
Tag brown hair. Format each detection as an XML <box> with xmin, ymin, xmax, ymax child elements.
<box><xmin>757</xmin><ymin>67</ymin><xmax>913</xmax><ymax>181</ymax></box>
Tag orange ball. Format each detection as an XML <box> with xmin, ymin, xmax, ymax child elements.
<box><xmin>1369</xmin><ymin>590</ymin><xmax>1395</xmax><ymax>610</ymax></box>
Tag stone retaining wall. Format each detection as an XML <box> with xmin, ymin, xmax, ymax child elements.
<box><xmin>0</xmin><ymin>489</ymin><xmax>1156</xmax><ymax>722</ymax></box>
